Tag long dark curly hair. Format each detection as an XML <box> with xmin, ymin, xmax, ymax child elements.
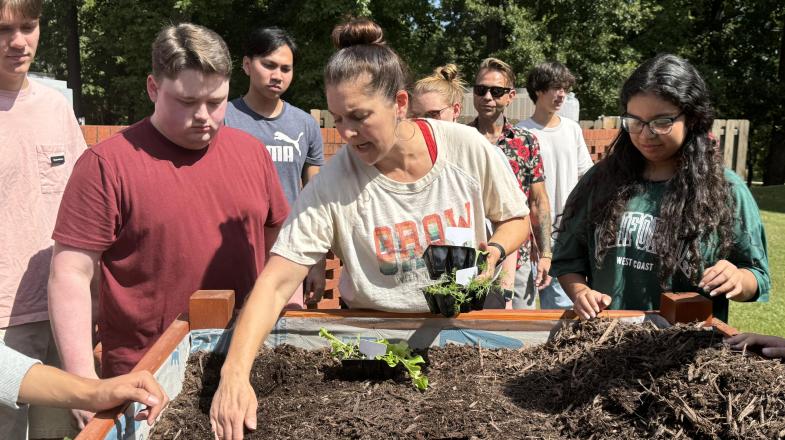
<box><xmin>559</xmin><ymin>54</ymin><xmax>735</xmax><ymax>287</ymax></box>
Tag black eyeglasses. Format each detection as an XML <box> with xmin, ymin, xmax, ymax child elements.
<box><xmin>621</xmin><ymin>112</ymin><xmax>684</xmax><ymax>135</ymax></box>
<box><xmin>412</xmin><ymin>106</ymin><xmax>451</xmax><ymax>119</ymax></box>
<box><xmin>473</xmin><ymin>85</ymin><xmax>512</xmax><ymax>98</ymax></box>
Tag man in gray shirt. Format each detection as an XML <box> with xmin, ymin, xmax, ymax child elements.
<box><xmin>225</xmin><ymin>26</ymin><xmax>324</xmax><ymax>205</ymax></box>
<box><xmin>225</xmin><ymin>27</ymin><xmax>326</xmax><ymax>306</ymax></box>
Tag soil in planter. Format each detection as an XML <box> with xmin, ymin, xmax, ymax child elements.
<box><xmin>150</xmin><ymin>320</ymin><xmax>785</xmax><ymax>439</ymax></box>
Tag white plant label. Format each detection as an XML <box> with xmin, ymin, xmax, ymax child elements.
<box><xmin>455</xmin><ymin>267</ymin><xmax>478</xmax><ymax>286</ymax></box>
<box><xmin>359</xmin><ymin>340</ymin><xmax>388</xmax><ymax>359</ymax></box>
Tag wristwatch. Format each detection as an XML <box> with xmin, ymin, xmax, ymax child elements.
<box><xmin>487</xmin><ymin>242</ymin><xmax>506</xmax><ymax>264</ymax></box>
<box><xmin>541</xmin><ymin>251</ymin><xmax>553</xmax><ymax>259</ymax></box>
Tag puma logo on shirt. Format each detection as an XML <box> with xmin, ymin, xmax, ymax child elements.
<box><xmin>266</xmin><ymin>131</ymin><xmax>304</xmax><ymax>162</ymax></box>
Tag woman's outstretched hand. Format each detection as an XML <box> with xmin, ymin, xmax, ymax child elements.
<box><xmin>209</xmin><ymin>373</ymin><xmax>258</xmax><ymax>440</ymax></box>
<box><xmin>572</xmin><ymin>286</ymin><xmax>612</xmax><ymax>320</ymax></box>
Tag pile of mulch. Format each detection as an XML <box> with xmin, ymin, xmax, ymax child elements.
<box><xmin>150</xmin><ymin>320</ymin><xmax>785</xmax><ymax>439</ymax></box>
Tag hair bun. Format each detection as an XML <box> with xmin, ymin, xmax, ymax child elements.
<box><xmin>436</xmin><ymin>64</ymin><xmax>459</xmax><ymax>82</ymax></box>
<box><xmin>331</xmin><ymin>18</ymin><xmax>385</xmax><ymax>49</ymax></box>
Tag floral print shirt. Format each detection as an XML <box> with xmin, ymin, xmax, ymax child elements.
<box><xmin>468</xmin><ymin>116</ymin><xmax>545</xmax><ymax>266</ymax></box>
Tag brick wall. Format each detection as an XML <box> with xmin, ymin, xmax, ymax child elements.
<box><xmin>317</xmin><ymin>127</ymin><xmax>619</xmax><ymax>162</ymax></box>
<box><xmin>80</xmin><ymin>124</ymin><xmax>619</xmax><ymax>309</ymax></box>
<box><xmin>81</xmin><ymin>125</ymin><xmax>128</xmax><ymax>147</ymax></box>
<box><xmin>583</xmin><ymin>128</ymin><xmax>618</xmax><ymax>162</ymax></box>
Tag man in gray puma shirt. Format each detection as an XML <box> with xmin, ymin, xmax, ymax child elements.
<box><xmin>225</xmin><ymin>27</ymin><xmax>326</xmax><ymax>307</ymax></box>
<box><xmin>225</xmin><ymin>27</ymin><xmax>324</xmax><ymax>205</ymax></box>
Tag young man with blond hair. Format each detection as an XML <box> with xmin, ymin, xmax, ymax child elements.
<box><xmin>468</xmin><ymin>57</ymin><xmax>552</xmax><ymax>309</ymax></box>
<box><xmin>0</xmin><ymin>0</ymin><xmax>87</xmax><ymax>437</ymax></box>
<box><xmin>517</xmin><ymin>61</ymin><xmax>593</xmax><ymax>309</ymax></box>
<box><xmin>49</xmin><ymin>23</ymin><xmax>289</xmax><ymax>428</ymax></box>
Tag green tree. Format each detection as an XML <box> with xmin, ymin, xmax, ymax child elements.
<box><xmin>630</xmin><ymin>0</ymin><xmax>784</xmax><ymax>183</ymax></box>
<box><xmin>529</xmin><ymin>0</ymin><xmax>657</xmax><ymax>118</ymax></box>
<box><xmin>436</xmin><ymin>0</ymin><xmax>545</xmax><ymax>88</ymax></box>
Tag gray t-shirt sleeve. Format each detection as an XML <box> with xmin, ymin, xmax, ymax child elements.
<box><xmin>304</xmin><ymin>115</ymin><xmax>325</xmax><ymax>166</ymax></box>
<box><xmin>0</xmin><ymin>342</ymin><xmax>41</xmax><ymax>409</ymax></box>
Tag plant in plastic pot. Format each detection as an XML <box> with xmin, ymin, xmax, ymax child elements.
<box><xmin>465</xmin><ymin>255</ymin><xmax>508</xmax><ymax>310</ymax></box>
<box><xmin>319</xmin><ymin>328</ymin><xmax>429</xmax><ymax>390</ymax></box>
<box><xmin>422</xmin><ymin>245</ymin><xmax>509</xmax><ymax>315</ymax></box>
<box><xmin>466</xmin><ymin>275</ymin><xmax>495</xmax><ymax>310</ymax></box>
<box><xmin>422</xmin><ymin>276</ymin><xmax>469</xmax><ymax>318</ymax></box>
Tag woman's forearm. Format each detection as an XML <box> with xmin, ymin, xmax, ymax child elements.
<box><xmin>18</xmin><ymin>365</ymin><xmax>91</xmax><ymax>408</ymax></box>
<box><xmin>220</xmin><ymin>256</ymin><xmax>309</xmax><ymax>378</ymax></box>
<box><xmin>489</xmin><ymin>217</ymin><xmax>529</xmax><ymax>257</ymax></box>
<box><xmin>557</xmin><ymin>273</ymin><xmax>590</xmax><ymax>302</ymax></box>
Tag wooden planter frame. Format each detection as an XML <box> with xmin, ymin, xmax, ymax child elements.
<box><xmin>76</xmin><ymin>290</ymin><xmax>737</xmax><ymax>440</ymax></box>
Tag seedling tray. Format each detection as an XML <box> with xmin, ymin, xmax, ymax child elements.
<box><xmin>339</xmin><ymin>359</ymin><xmax>402</xmax><ymax>380</ymax></box>
<box><xmin>422</xmin><ymin>244</ymin><xmax>478</xmax><ymax>280</ymax></box>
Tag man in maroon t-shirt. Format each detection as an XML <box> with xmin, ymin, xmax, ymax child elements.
<box><xmin>48</xmin><ymin>23</ymin><xmax>290</xmax><ymax>428</ymax></box>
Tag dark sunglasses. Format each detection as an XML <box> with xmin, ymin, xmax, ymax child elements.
<box><xmin>473</xmin><ymin>85</ymin><xmax>512</xmax><ymax>98</ymax></box>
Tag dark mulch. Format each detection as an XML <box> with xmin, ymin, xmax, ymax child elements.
<box><xmin>150</xmin><ymin>320</ymin><xmax>785</xmax><ymax>439</ymax></box>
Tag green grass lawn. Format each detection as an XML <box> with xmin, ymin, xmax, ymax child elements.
<box><xmin>728</xmin><ymin>185</ymin><xmax>785</xmax><ymax>336</ymax></box>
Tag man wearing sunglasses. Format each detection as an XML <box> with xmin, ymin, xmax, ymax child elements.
<box><xmin>517</xmin><ymin>61</ymin><xmax>594</xmax><ymax>310</ymax></box>
<box><xmin>468</xmin><ymin>58</ymin><xmax>552</xmax><ymax>310</ymax></box>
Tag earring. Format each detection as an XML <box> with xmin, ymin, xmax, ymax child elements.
<box><xmin>394</xmin><ymin>118</ymin><xmax>416</xmax><ymax>141</ymax></box>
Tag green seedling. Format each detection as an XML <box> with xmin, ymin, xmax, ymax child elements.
<box><xmin>318</xmin><ymin>327</ymin><xmax>361</xmax><ymax>360</ymax></box>
<box><xmin>474</xmin><ymin>249</ymin><xmax>489</xmax><ymax>272</ymax></box>
<box><xmin>378</xmin><ymin>340</ymin><xmax>429</xmax><ymax>391</ymax></box>
<box><xmin>319</xmin><ymin>328</ymin><xmax>429</xmax><ymax>390</ymax></box>
<box><xmin>423</xmin><ymin>275</ymin><xmax>469</xmax><ymax>316</ymax></box>
<box><xmin>466</xmin><ymin>273</ymin><xmax>494</xmax><ymax>300</ymax></box>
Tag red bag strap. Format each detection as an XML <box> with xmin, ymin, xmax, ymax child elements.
<box><xmin>414</xmin><ymin>119</ymin><xmax>437</xmax><ymax>164</ymax></box>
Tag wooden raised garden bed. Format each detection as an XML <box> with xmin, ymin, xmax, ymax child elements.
<box><xmin>76</xmin><ymin>292</ymin><xmax>785</xmax><ymax>439</ymax></box>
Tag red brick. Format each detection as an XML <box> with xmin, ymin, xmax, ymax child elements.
<box><xmin>659</xmin><ymin>292</ymin><xmax>713</xmax><ymax>324</ymax></box>
<box><xmin>110</xmin><ymin>125</ymin><xmax>128</xmax><ymax>135</ymax></box>
<box><xmin>327</xmin><ymin>128</ymin><xmax>342</xmax><ymax>144</ymax></box>
<box><xmin>601</xmin><ymin>129</ymin><xmax>618</xmax><ymax>139</ymax></box>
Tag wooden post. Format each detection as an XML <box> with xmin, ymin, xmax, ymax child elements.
<box><xmin>189</xmin><ymin>290</ymin><xmax>235</xmax><ymax>330</ymax></box>
<box><xmin>323</xmin><ymin>111</ymin><xmax>335</xmax><ymax>128</ymax></box>
<box><xmin>736</xmin><ymin>119</ymin><xmax>750</xmax><ymax>179</ymax></box>
<box><xmin>659</xmin><ymin>292</ymin><xmax>713</xmax><ymax>324</ymax></box>
<box><xmin>722</xmin><ymin>120</ymin><xmax>739</xmax><ymax>170</ymax></box>
<box><xmin>310</xmin><ymin>109</ymin><xmax>322</xmax><ymax>126</ymax></box>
